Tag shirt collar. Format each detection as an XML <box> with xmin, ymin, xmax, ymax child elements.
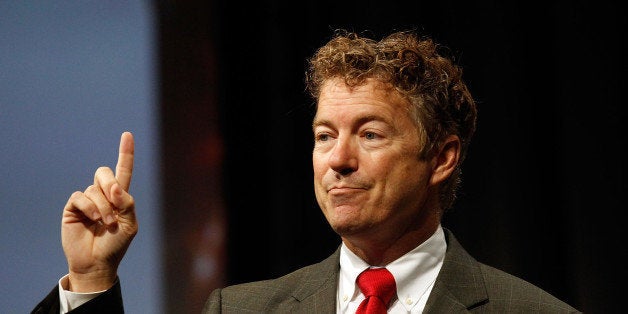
<box><xmin>337</xmin><ymin>225</ymin><xmax>447</xmax><ymax>312</ymax></box>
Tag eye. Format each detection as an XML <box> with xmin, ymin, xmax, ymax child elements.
<box><xmin>316</xmin><ymin>133</ymin><xmax>330</xmax><ymax>142</ymax></box>
<box><xmin>364</xmin><ymin>132</ymin><xmax>377</xmax><ymax>140</ymax></box>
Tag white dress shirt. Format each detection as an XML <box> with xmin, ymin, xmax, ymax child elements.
<box><xmin>336</xmin><ymin>225</ymin><xmax>446</xmax><ymax>313</ymax></box>
<box><xmin>57</xmin><ymin>274</ymin><xmax>107</xmax><ymax>314</ymax></box>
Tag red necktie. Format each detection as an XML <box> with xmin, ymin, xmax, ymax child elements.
<box><xmin>356</xmin><ymin>268</ymin><xmax>397</xmax><ymax>314</ymax></box>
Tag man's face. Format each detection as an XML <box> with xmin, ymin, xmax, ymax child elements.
<box><xmin>312</xmin><ymin>78</ymin><xmax>436</xmax><ymax>245</ymax></box>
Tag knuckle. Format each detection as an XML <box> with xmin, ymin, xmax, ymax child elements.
<box><xmin>96</xmin><ymin>166</ymin><xmax>110</xmax><ymax>173</ymax></box>
<box><xmin>94</xmin><ymin>166</ymin><xmax>112</xmax><ymax>180</ymax></box>
<box><xmin>127</xmin><ymin>194</ymin><xmax>135</xmax><ymax>206</ymax></box>
<box><xmin>83</xmin><ymin>184</ymin><xmax>96</xmax><ymax>194</ymax></box>
<box><xmin>65</xmin><ymin>191</ymin><xmax>83</xmax><ymax>210</ymax></box>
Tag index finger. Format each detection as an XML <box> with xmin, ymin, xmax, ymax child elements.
<box><xmin>115</xmin><ymin>131</ymin><xmax>134</xmax><ymax>192</ymax></box>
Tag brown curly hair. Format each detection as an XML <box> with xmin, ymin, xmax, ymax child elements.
<box><xmin>306</xmin><ymin>30</ymin><xmax>477</xmax><ymax>210</ymax></box>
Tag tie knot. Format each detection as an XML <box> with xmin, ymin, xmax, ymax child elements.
<box><xmin>357</xmin><ymin>268</ymin><xmax>396</xmax><ymax>306</ymax></box>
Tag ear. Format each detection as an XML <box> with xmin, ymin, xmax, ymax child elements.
<box><xmin>429</xmin><ymin>135</ymin><xmax>461</xmax><ymax>186</ymax></box>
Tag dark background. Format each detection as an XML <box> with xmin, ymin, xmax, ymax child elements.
<box><xmin>157</xmin><ymin>1</ymin><xmax>625</xmax><ymax>313</ymax></box>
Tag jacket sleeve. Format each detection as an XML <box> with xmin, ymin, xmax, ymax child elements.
<box><xmin>31</xmin><ymin>281</ymin><xmax>124</xmax><ymax>314</ymax></box>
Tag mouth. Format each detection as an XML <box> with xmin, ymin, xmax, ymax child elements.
<box><xmin>326</xmin><ymin>186</ymin><xmax>368</xmax><ymax>208</ymax></box>
<box><xmin>328</xmin><ymin>186</ymin><xmax>367</xmax><ymax>194</ymax></box>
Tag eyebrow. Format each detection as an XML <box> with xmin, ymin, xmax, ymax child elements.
<box><xmin>312</xmin><ymin>118</ymin><xmax>331</xmax><ymax>129</ymax></box>
<box><xmin>312</xmin><ymin>114</ymin><xmax>389</xmax><ymax>130</ymax></box>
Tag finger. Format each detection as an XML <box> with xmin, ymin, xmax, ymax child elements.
<box><xmin>84</xmin><ymin>185</ymin><xmax>117</xmax><ymax>225</ymax></box>
<box><xmin>94</xmin><ymin>167</ymin><xmax>117</xmax><ymax>202</ymax></box>
<box><xmin>110</xmin><ymin>183</ymin><xmax>136</xmax><ymax>216</ymax></box>
<box><xmin>64</xmin><ymin>191</ymin><xmax>100</xmax><ymax>222</ymax></box>
<box><xmin>116</xmin><ymin>132</ymin><xmax>134</xmax><ymax>192</ymax></box>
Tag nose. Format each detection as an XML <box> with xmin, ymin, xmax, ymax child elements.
<box><xmin>328</xmin><ymin>136</ymin><xmax>358</xmax><ymax>175</ymax></box>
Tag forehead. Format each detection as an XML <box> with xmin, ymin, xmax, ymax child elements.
<box><xmin>318</xmin><ymin>78</ymin><xmax>399</xmax><ymax>102</ymax></box>
<box><xmin>314</xmin><ymin>78</ymin><xmax>412</xmax><ymax>122</ymax></box>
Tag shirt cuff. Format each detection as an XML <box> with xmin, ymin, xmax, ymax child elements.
<box><xmin>57</xmin><ymin>274</ymin><xmax>108</xmax><ymax>314</ymax></box>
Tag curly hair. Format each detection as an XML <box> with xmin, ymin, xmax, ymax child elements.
<box><xmin>306</xmin><ymin>30</ymin><xmax>477</xmax><ymax>210</ymax></box>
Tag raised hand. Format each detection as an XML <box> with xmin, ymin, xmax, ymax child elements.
<box><xmin>61</xmin><ymin>132</ymin><xmax>138</xmax><ymax>292</ymax></box>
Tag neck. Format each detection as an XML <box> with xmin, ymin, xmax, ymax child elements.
<box><xmin>342</xmin><ymin>212</ymin><xmax>441</xmax><ymax>266</ymax></box>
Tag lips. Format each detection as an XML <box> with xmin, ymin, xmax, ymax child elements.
<box><xmin>327</xmin><ymin>186</ymin><xmax>368</xmax><ymax>193</ymax></box>
<box><xmin>327</xmin><ymin>185</ymin><xmax>367</xmax><ymax>194</ymax></box>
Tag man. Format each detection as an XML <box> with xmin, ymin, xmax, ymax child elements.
<box><xmin>33</xmin><ymin>30</ymin><xmax>579</xmax><ymax>313</ymax></box>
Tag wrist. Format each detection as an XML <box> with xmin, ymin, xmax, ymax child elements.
<box><xmin>68</xmin><ymin>270</ymin><xmax>117</xmax><ymax>292</ymax></box>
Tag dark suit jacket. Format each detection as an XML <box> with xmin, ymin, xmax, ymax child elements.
<box><xmin>204</xmin><ymin>229</ymin><xmax>579</xmax><ymax>313</ymax></box>
<box><xmin>33</xmin><ymin>229</ymin><xmax>579</xmax><ymax>313</ymax></box>
<box><xmin>31</xmin><ymin>279</ymin><xmax>124</xmax><ymax>314</ymax></box>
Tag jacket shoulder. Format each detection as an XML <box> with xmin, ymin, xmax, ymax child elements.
<box><xmin>478</xmin><ymin>263</ymin><xmax>580</xmax><ymax>313</ymax></box>
<box><xmin>204</xmin><ymin>248</ymin><xmax>340</xmax><ymax>313</ymax></box>
<box><xmin>427</xmin><ymin>229</ymin><xmax>580</xmax><ymax>313</ymax></box>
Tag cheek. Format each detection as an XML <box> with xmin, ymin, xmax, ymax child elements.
<box><xmin>312</xmin><ymin>155</ymin><xmax>327</xmax><ymax>200</ymax></box>
<box><xmin>312</xmin><ymin>154</ymin><xmax>326</xmax><ymax>180</ymax></box>
<box><xmin>379</xmin><ymin>157</ymin><xmax>430</xmax><ymax>195</ymax></box>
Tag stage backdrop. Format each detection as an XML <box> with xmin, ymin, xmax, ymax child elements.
<box><xmin>161</xmin><ymin>1</ymin><xmax>624</xmax><ymax>313</ymax></box>
<box><xmin>0</xmin><ymin>2</ymin><xmax>161</xmax><ymax>313</ymax></box>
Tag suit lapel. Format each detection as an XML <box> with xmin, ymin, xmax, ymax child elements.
<box><xmin>283</xmin><ymin>230</ymin><xmax>488</xmax><ymax>313</ymax></box>
<box><xmin>290</xmin><ymin>247</ymin><xmax>340</xmax><ymax>313</ymax></box>
<box><xmin>424</xmin><ymin>229</ymin><xmax>489</xmax><ymax>313</ymax></box>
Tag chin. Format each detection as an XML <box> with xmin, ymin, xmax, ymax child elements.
<box><xmin>323</xmin><ymin>203</ymin><xmax>370</xmax><ymax>232</ymax></box>
<box><xmin>328</xmin><ymin>218</ymin><xmax>370</xmax><ymax>237</ymax></box>
<box><xmin>330</xmin><ymin>224</ymin><xmax>360</xmax><ymax>237</ymax></box>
